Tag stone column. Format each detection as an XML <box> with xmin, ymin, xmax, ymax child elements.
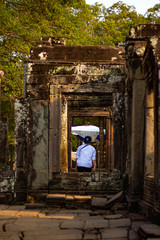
<box><xmin>14</xmin><ymin>98</ymin><xmax>28</xmax><ymax>201</ymax></box>
<box><xmin>61</xmin><ymin>96</ymin><xmax>68</xmax><ymax>173</ymax></box>
<box><xmin>130</xmin><ymin>79</ymin><xmax>145</xmax><ymax>197</ymax></box>
<box><xmin>126</xmin><ymin>38</ymin><xmax>146</xmax><ymax>200</ymax></box>
<box><xmin>0</xmin><ymin>70</ymin><xmax>4</xmax><ymax>118</ymax></box>
<box><xmin>49</xmin><ymin>86</ymin><xmax>61</xmax><ymax>176</ymax></box>
<box><xmin>0</xmin><ymin>118</ymin><xmax>8</xmax><ymax>170</ymax></box>
<box><xmin>156</xmin><ymin>68</ymin><xmax>160</xmax><ymax>189</ymax></box>
<box><xmin>113</xmin><ymin>92</ymin><xmax>126</xmax><ymax>171</ymax></box>
<box><xmin>99</xmin><ymin>117</ymin><xmax>104</xmax><ymax>168</ymax></box>
<box><xmin>28</xmin><ymin>100</ymin><xmax>49</xmax><ymax>190</ymax></box>
<box><xmin>106</xmin><ymin>117</ymin><xmax>113</xmax><ymax>171</ymax></box>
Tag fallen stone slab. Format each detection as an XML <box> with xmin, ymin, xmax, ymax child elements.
<box><xmin>105</xmin><ymin>191</ymin><xmax>124</xmax><ymax>209</ymax></box>
<box><xmin>0</xmin><ymin>218</ymin><xmax>16</xmax><ymax>232</ymax></box>
<box><xmin>83</xmin><ymin>215</ymin><xmax>104</xmax><ymax>220</ymax></box>
<box><xmin>84</xmin><ymin>229</ymin><xmax>100</xmax><ymax>240</ymax></box>
<box><xmin>46</xmin><ymin>194</ymin><xmax>66</xmax><ymax>207</ymax></box>
<box><xmin>14</xmin><ymin>217</ymin><xmax>60</xmax><ymax>225</ymax></box>
<box><xmin>76</xmin><ymin>215</ymin><xmax>103</xmax><ymax>222</ymax></box>
<box><xmin>60</xmin><ymin>220</ymin><xmax>84</xmax><ymax>229</ymax></box>
<box><xmin>109</xmin><ymin>218</ymin><xmax>131</xmax><ymax>228</ymax></box>
<box><xmin>90</xmin><ymin>209</ymin><xmax>111</xmax><ymax>216</ymax></box>
<box><xmin>0</xmin><ymin>216</ymin><xmax>17</xmax><ymax>221</ymax></box>
<box><xmin>91</xmin><ymin>197</ymin><xmax>107</xmax><ymax>208</ymax></box>
<box><xmin>74</xmin><ymin>195</ymin><xmax>91</xmax><ymax>209</ymax></box>
<box><xmin>0</xmin><ymin>232</ymin><xmax>20</xmax><ymax>240</ymax></box>
<box><xmin>146</xmin><ymin>239</ymin><xmax>160</xmax><ymax>240</ymax></box>
<box><xmin>129</xmin><ymin>213</ymin><xmax>147</xmax><ymax>222</ymax></box>
<box><xmin>7</xmin><ymin>205</ymin><xmax>26</xmax><ymax>211</ymax></box>
<box><xmin>129</xmin><ymin>229</ymin><xmax>141</xmax><ymax>240</ymax></box>
<box><xmin>84</xmin><ymin>219</ymin><xmax>109</xmax><ymax>230</ymax></box>
<box><xmin>65</xmin><ymin>195</ymin><xmax>75</xmax><ymax>209</ymax></box>
<box><xmin>57</xmin><ymin>209</ymin><xmax>91</xmax><ymax>215</ymax></box>
<box><xmin>104</xmin><ymin>239</ymin><xmax>128</xmax><ymax>240</ymax></box>
<box><xmin>139</xmin><ymin>224</ymin><xmax>160</xmax><ymax>238</ymax></box>
<box><xmin>0</xmin><ymin>210</ymin><xmax>19</xmax><ymax>217</ymax></box>
<box><xmin>24</xmin><ymin>229</ymin><xmax>82</xmax><ymax>240</ymax></box>
<box><xmin>104</xmin><ymin>214</ymin><xmax>123</xmax><ymax>219</ymax></box>
<box><xmin>101</xmin><ymin>227</ymin><xmax>128</xmax><ymax>239</ymax></box>
<box><xmin>131</xmin><ymin>221</ymin><xmax>148</xmax><ymax>232</ymax></box>
<box><xmin>6</xmin><ymin>221</ymin><xmax>60</xmax><ymax>232</ymax></box>
<box><xmin>103</xmin><ymin>239</ymin><xmax>128</xmax><ymax>240</ymax></box>
<box><xmin>0</xmin><ymin>205</ymin><xmax>9</xmax><ymax>211</ymax></box>
<box><xmin>25</xmin><ymin>203</ymin><xmax>46</xmax><ymax>209</ymax></box>
<box><xmin>16</xmin><ymin>209</ymin><xmax>41</xmax><ymax>217</ymax></box>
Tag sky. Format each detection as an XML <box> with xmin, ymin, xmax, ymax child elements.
<box><xmin>85</xmin><ymin>0</ymin><xmax>160</xmax><ymax>15</ymax></box>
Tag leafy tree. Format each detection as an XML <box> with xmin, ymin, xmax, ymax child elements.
<box><xmin>0</xmin><ymin>0</ymin><xmax>159</xmax><ymax>162</ymax></box>
<box><xmin>145</xmin><ymin>4</ymin><xmax>160</xmax><ymax>23</ymax></box>
<box><xmin>102</xmin><ymin>1</ymin><xmax>148</xmax><ymax>44</ymax></box>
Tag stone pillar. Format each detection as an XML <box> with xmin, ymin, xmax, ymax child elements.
<box><xmin>130</xmin><ymin>80</ymin><xmax>145</xmax><ymax>197</ymax></box>
<box><xmin>0</xmin><ymin>118</ymin><xmax>8</xmax><ymax>170</ymax></box>
<box><xmin>99</xmin><ymin>117</ymin><xmax>104</xmax><ymax>168</ymax></box>
<box><xmin>61</xmin><ymin>96</ymin><xmax>68</xmax><ymax>173</ymax></box>
<box><xmin>145</xmin><ymin>89</ymin><xmax>154</xmax><ymax>177</ymax></box>
<box><xmin>113</xmin><ymin>92</ymin><xmax>126</xmax><ymax>171</ymax></box>
<box><xmin>125</xmin><ymin>37</ymin><xmax>147</xmax><ymax>201</ymax></box>
<box><xmin>0</xmin><ymin>70</ymin><xmax>4</xmax><ymax>117</ymax></box>
<box><xmin>14</xmin><ymin>98</ymin><xmax>28</xmax><ymax>201</ymax></box>
<box><xmin>106</xmin><ymin>117</ymin><xmax>113</xmax><ymax>171</ymax></box>
<box><xmin>28</xmin><ymin>100</ymin><xmax>49</xmax><ymax>190</ymax></box>
<box><xmin>156</xmin><ymin>68</ymin><xmax>160</xmax><ymax>189</ymax></box>
<box><xmin>49</xmin><ymin>86</ymin><xmax>61</xmax><ymax>176</ymax></box>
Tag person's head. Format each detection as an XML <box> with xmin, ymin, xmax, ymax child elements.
<box><xmin>84</xmin><ymin>136</ymin><xmax>92</xmax><ymax>144</ymax></box>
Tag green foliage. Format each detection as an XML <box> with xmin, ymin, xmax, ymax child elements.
<box><xmin>145</xmin><ymin>4</ymin><xmax>160</xmax><ymax>23</ymax></box>
<box><xmin>0</xmin><ymin>0</ymin><xmax>159</xmax><ymax>162</ymax></box>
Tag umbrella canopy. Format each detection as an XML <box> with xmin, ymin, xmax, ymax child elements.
<box><xmin>71</xmin><ymin>125</ymin><xmax>100</xmax><ymax>140</ymax></box>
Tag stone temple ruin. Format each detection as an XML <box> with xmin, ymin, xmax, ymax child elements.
<box><xmin>1</xmin><ymin>24</ymin><xmax>160</xmax><ymax>224</ymax></box>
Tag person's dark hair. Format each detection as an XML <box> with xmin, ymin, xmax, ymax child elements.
<box><xmin>84</xmin><ymin>136</ymin><xmax>92</xmax><ymax>144</ymax></box>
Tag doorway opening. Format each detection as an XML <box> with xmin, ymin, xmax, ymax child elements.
<box><xmin>68</xmin><ymin>115</ymin><xmax>113</xmax><ymax>172</ymax></box>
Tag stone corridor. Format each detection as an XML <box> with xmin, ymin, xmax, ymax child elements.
<box><xmin>0</xmin><ymin>204</ymin><xmax>160</xmax><ymax>240</ymax></box>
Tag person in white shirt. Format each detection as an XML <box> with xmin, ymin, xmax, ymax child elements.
<box><xmin>76</xmin><ymin>136</ymin><xmax>96</xmax><ymax>172</ymax></box>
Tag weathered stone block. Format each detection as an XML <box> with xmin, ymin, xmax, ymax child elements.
<box><xmin>0</xmin><ymin>118</ymin><xmax>8</xmax><ymax>168</ymax></box>
<box><xmin>84</xmin><ymin>219</ymin><xmax>109</xmax><ymax>230</ymax></box>
<box><xmin>29</xmin><ymin>100</ymin><xmax>49</xmax><ymax>189</ymax></box>
<box><xmin>101</xmin><ymin>228</ymin><xmax>128</xmax><ymax>238</ymax></box>
<box><xmin>109</xmin><ymin>218</ymin><xmax>131</xmax><ymax>228</ymax></box>
<box><xmin>138</xmin><ymin>224</ymin><xmax>160</xmax><ymax>238</ymax></box>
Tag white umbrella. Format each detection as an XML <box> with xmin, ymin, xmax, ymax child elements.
<box><xmin>71</xmin><ymin>125</ymin><xmax>100</xmax><ymax>140</ymax></box>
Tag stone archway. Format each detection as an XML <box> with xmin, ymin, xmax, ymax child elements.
<box><xmin>68</xmin><ymin>107</ymin><xmax>113</xmax><ymax>172</ymax></box>
<box><xmin>48</xmin><ymin>87</ymin><xmax>114</xmax><ymax>174</ymax></box>
<box><xmin>15</xmin><ymin>37</ymin><xmax>127</xmax><ymax>192</ymax></box>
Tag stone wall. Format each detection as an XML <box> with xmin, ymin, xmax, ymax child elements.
<box><xmin>0</xmin><ymin>170</ymin><xmax>14</xmax><ymax>203</ymax></box>
<box><xmin>14</xmin><ymin>98</ymin><xmax>28</xmax><ymax>202</ymax></box>
<box><xmin>126</xmin><ymin>24</ymin><xmax>160</xmax><ymax>224</ymax></box>
<box><xmin>0</xmin><ymin>118</ymin><xmax>8</xmax><ymax>170</ymax></box>
<box><xmin>49</xmin><ymin>170</ymin><xmax>124</xmax><ymax>196</ymax></box>
<box><xmin>15</xmin><ymin>36</ymin><xmax>127</xmax><ymax>194</ymax></box>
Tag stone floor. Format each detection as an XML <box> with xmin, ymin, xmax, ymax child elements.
<box><xmin>0</xmin><ymin>204</ymin><xmax>160</xmax><ymax>240</ymax></box>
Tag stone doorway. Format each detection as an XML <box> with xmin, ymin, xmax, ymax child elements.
<box><xmin>49</xmin><ymin>88</ymin><xmax>114</xmax><ymax>175</ymax></box>
<box><xmin>68</xmin><ymin>114</ymin><xmax>113</xmax><ymax>172</ymax></box>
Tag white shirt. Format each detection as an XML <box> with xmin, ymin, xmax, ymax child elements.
<box><xmin>76</xmin><ymin>144</ymin><xmax>96</xmax><ymax>168</ymax></box>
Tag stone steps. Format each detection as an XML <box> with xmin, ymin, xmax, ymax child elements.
<box><xmin>48</xmin><ymin>171</ymin><xmax>124</xmax><ymax>196</ymax></box>
<box><xmin>46</xmin><ymin>194</ymin><xmax>92</xmax><ymax>209</ymax></box>
<box><xmin>44</xmin><ymin>191</ymin><xmax>125</xmax><ymax>209</ymax></box>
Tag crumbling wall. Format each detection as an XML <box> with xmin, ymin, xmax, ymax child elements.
<box><xmin>15</xmin><ymin>36</ymin><xmax>127</xmax><ymax>195</ymax></box>
<box><xmin>14</xmin><ymin>98</ymin><xmax>28</xmax><ymax>202</ymax></box>
<box><xmin>0</xmin><ymin>118</ymin><xmax>8</xmax><ymax>170</ymax></box>
<box><xmin>0</xmin><ymin>170</ymin><xmax>14</xmax><ymax>203</ymax></box>
<box><xmin>126</xmin><ymin>24</ymin><xmax>160</xmax><ymax>224</ymax></box>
